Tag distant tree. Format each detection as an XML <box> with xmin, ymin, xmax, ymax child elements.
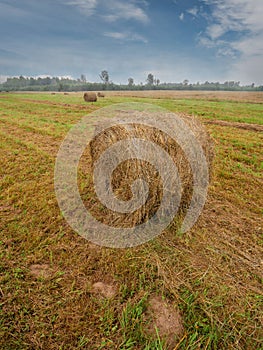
<box><xmin>58</xmin><ymin>83</ymin><xmax>64</xmax><ymax>92</ymax></box>
<box><xmin>42</xmin><ymin>77</ymin><xmax>51</xmax><ymax>85</ymax></box>
<box><xmin>100</xmin><ymin>70</ymin><xmax>109</xmax><ymax>84</ymax></box>
<box><xmin>128</xmin><ymin>77</ymin><xmax>134</xmax><ymax>86</ymax></box>
<box><xmin>146</xmin><ymin>73</ymin><xmax>154</xmax><ymax>85</ymax></box>
<box><xmin>0</xmin><ymin>74</ymin><xmax>258</xmax><ymax>92</ymax></box>
<box><xmin>80</xmin><ymin>74</ymin><xmax>86</xmax><ymax>83</ymax></box>
<box><xmin>29</xmin><ymin>77</ymin><xmax>35</xmax><ymax>86</ymax></box>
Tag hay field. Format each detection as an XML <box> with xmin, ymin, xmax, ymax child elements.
<box><xmin>104</xmin><ymin>90</ymin><xmax>263</xmax><ymax>103</ymax></box>
<box><xmin>0</xmin><ymin>91</ymin><xmax>262</xmax><ymax>349</ymax></box>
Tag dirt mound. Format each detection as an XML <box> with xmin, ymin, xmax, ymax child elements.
<box><xmin>147</xmin><ymin>296</ymin><xmax>184</xmax><ymax>348</ymax></box>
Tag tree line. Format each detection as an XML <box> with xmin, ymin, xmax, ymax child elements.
<box><xmin>0</xmin><ymin>71</ymin><xmax>262</xmax><ymax>92</ymax></box>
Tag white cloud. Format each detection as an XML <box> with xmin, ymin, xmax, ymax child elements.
<box><xmin>206</xmin><ymin>24</ymin><xmax>225</xmax><ymax>40</ymax></box>
<box><xmin>197</xmin><ymin>35</ymin><xmax>237</xmax><ymax>57</ymax></box>
<box><xmin>200</xmin><ymin>0</ymin><xmax>263</xmax><ymax>84</ymax></box>
<box><xmin>187</xmin><ymin>7</ymin><xmax>198</xmax><ymax>17</ymax></box>
<box><xmin>201</xmin><ymin>0</ymin><xmax>263</xmax><ymax>43</ymax></box>
<box><xmin>104</xmin><ymin>0</ymin><xmax>149</xmax><ymax>23</ymax></box>
<box><xmin>231</xmin><ymin>33</ymin><xmax>263</xmax><ymax>57</ymax></box>
<box><xmin>66</xmin><ymin>0</ymin><xmax>98</xmax><ymax>15</ymax></box>
<box><xmin>102</xmin><ymin>14</ymin><xmax>118</xmax><ymax>22</ymax></box>
<box><xmin>203</xmin><ymin>0</ymin><xmax>263</xmax><ymax>36</ymax></box>
<box><xmin>104</xmin><ymin>31</ymin><xmax>148</xmax><ymax>43</ymax></box>
<box><xmin>64</xmin><ymin>0</ymin><xmax>149</xmax><ymax>23</ymax></box>
<box><xmin>179</xmin><ymin>13</ymin><xmax>184</xmax><ymax>21</ymax></box>
<box><xmin>228</xmin><ymin>32</ymin><xmax>263</xmax><ymax>83</ymax></box>
<box><xmin>104</xmin><ymin>32</ymin><xmax>126</xmax><ymax>40</ymax></box>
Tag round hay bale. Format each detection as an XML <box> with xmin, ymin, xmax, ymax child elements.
<box><xmin>84</xmin><ymin>92</ymin><xmax>97</xmax><ymax>102</ymax></box>
<box><xmin>86</xmin><ymin>109</ymin><xmax>214</xmax><ymax>230</ymax></box>
<box><xmin>97</xmin><ymin>92</ymin><xmax>105</xmax><ymax>98</ymax></box>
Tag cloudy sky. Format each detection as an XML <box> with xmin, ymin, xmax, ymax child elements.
<box><xmin>0</xmin><ymin>0</ymin><xmax>262</xmax><ymax>85</ymax></box>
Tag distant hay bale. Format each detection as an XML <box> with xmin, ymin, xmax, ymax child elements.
<box><xmin>87</xmin><ymin>111</ymin><xmax>214</xmax><ymax>229</ymax></box>
<box><xmin>97</xmin><ymin>92</ymin><xmax>105</xmax><ymax>97</ymax></box>
<box><xmin>51</xmin><ymin>92</ymin><xmax>56</xmax><ymax>95</ymax></box>
<box><xmin>64</xmin><ymin>92</ymin><xmax>69</xmax><ymax>95</ymax></box>
<box><xmin>84</xmin><ymin>92</ymin><xmax>97</xmax><ymax>102</ymax></box>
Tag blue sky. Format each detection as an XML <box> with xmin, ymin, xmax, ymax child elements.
<box><xmin>0</xmin><ymin>0</ymin><xmax>262</xmax><ymax>85</ymax></box>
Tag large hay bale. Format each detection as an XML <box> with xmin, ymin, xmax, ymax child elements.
<box><xmin>86</xmin><ymin>110</ymin><xmax>214</xmax><ymax>231</ymax></box>
<box><xmin>97</xmin><ymin>92</ymin><xmax>105</xmax><ymax>97</ymax></box>
<box><xmin>83</xmin><ymin>92</ymin><xmax>97</xmax><ymax>102</ymax></box>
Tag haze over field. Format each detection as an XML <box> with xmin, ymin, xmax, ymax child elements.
<box><xmin>0</xmin><ymin>0</ymin><xmax>263</xmax><ymax>85</ymax></box>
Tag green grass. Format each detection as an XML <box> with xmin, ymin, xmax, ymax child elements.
<box><xmin>2</xmin><ymin>92</ymin><xmax>262</xmax><ymax>125</ymax></box>
<box><xmin>0</xmin><ymin>92</ymin><xmax>262</xmax><ymax>349</ymax></box>
<box><xmin>156</xmin><ymin>98</ymin><xmax>263</xmax><ymax>125</ymax></box>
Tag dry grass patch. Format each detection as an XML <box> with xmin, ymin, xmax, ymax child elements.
<box><xmin>205</xmin><ymin>119</ymin><xmax>263</xmax><ymax>132</ymax></box>
<box><xmin>0</xmin><ymin>92</ymin><xmax>262</xmax><ymax>349</ymax></box>
<box><xmin>105</xmin><ymin>90</ymin><xmax>263</xmax><ymax>103</ymax></box>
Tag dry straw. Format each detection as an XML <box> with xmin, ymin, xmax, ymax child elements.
<box><xmin>86</xmin><ymin>110</ymin><xmax>214</xmax><ymax>230</ymax></box>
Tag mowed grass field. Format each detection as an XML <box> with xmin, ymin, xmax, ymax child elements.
<box><xmin>0</xmin><ymin>91</ymin><xmax>262</xmax><ymax>349</ymax></box>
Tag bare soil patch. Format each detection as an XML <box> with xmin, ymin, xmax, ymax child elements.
<box><xmin>29</xmin><ymin>264</ymin><xmax>53</xmax><ymax>279</ymax></box>
<box><xmin>146</xmin><ymin>296</ymin><xmax>184</xmax><ymax>348</ymax></box>
<box><xmin>91</xmin><ymin>281</ymin><xmax>117</xmax><ymax>298</ymax></box>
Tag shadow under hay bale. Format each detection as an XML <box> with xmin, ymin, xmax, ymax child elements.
<box><xmin>85</xmin><ymin>110</ymin><xmax>214</xmax><ymax>231</ymax></box>
<box><xmin>83</xmin><ymin>92</ymin><xmax>97</xmax><ymax>102</ymax></box>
